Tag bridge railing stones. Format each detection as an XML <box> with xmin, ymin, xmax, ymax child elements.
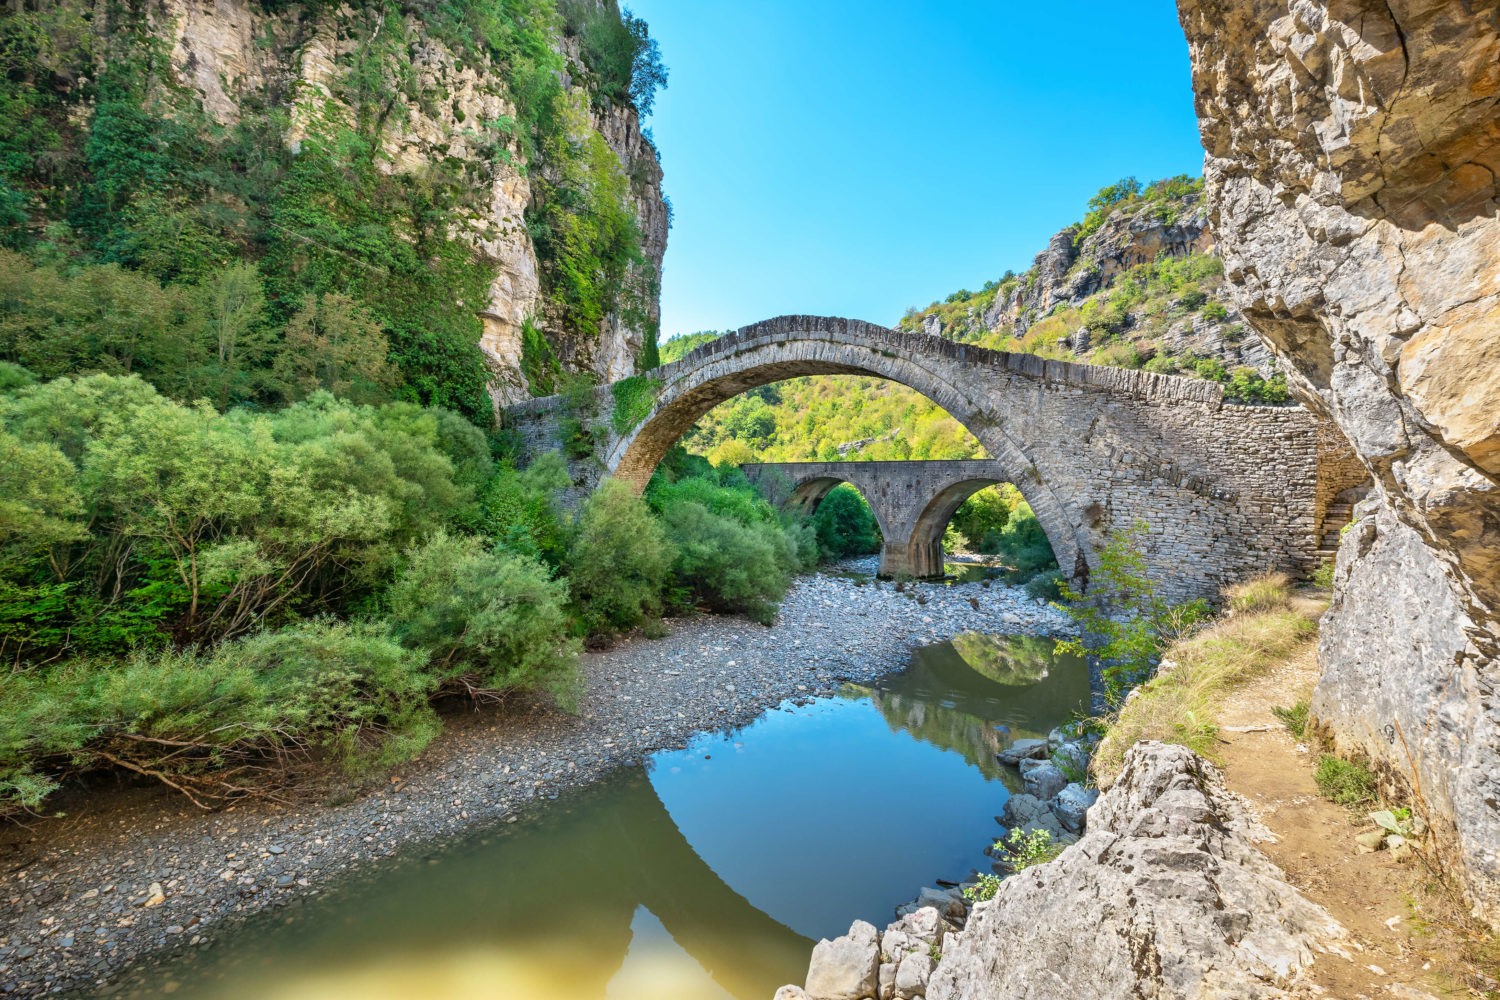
<box><xmin>503</xmin><ymin>315</ymin><xmax>1321</xmax><ymax>603</ymax></box>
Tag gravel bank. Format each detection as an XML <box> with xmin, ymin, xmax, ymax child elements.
<box><xmin>0</xmin><ymin>560</ymin><xmax>1070</xmax><ymax>997</ymax></box>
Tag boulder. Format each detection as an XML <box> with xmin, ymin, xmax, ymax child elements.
<box><xmin>805</xmin><ymin>920</ymin><xmax>880</xmax><ymax>1000</ymax></box>
<box><xmin>775</xmin><ymin>989</ymin><xmax>811</xmax><ymax>1000</ymax></box>
<box><xmin>1050</xmin><ymin>783</ymin><xmax>1100</xmax><ymax>834</ymax></box>
<box><xmin>895</xmin><ymin>890</ymin><xmax>964</xmax><ymax>924</ymax></box>
<box><xmin>996</xmin><ymin>739</ymin><xmax>1048</xmax><ymax>765</ymax></box>
<box><xmin>927</xmin><ymin>743</ymin><xmax>1346</xmax><ymax>1000</ymax></box>
<box><xmin>1017</xmin><ymin>758</ymin><xmax>1048</xmax><ymax>776</ymax></box>
<box><xmin>877</xmin><ymin>963</ymin><xmax>896</xmax><ymax>1000</ymax></box>
<box><xmin>1020</xmin><ymin>761</ymin><xmax>1068</xmax><ymax>801</ymax></box>
<box><xmin>1179</xmin><ymin>0</ymin><xmax>1500</xmax><ymax>917</ymax></box>
<box><xmin>886</xmin><ymin>906</ymin><xmax>946</xmax><ymax>948</ymax></box>
<box><xmin>894</xmin><ymin>951</ymin><xmax>936</xmax><ymax>1000</ymax></box>
<box><xmin>1000</xmin><ymin>793</ymin><xmax>1066</xmax><ymax>841</ymax></box>
<box><xmin>1050</xmin><ymin>742</ymin><xmax>1089</xmax><ymax>776</ymax></box>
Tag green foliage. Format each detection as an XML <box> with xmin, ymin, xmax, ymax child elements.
<box><xmin>810</xmin><ymin>484</ymin><xmax>882</xmax><ymax>559</ymax></box>
<box><xmin>1202</xmin><ymin>301</ymin><xmax>1229</xmax><ymax>321</ymax></box>
<box><xmin>950</xmin><ymin>486</ymin><xmax>1010</xmax><ymax>550</ymax></box>
<box><xmin>648</xmin><ymin>471</ymin><xmax>816</xmax><ymax>622</ymax></box>
<box><xmin>1272</xmin><ymin>701</ymin><xmax>1310</xmax><ymax>739</ymax></box>
<box><xmin>1073</xmin><ymin>177</ymin><xmax>1141</xmax><ymax>246</ymax></box>
<box><xmin>1</xmin><ymin>620</ymin><xmax>439</xmax><ymax>814</ymax></box>
<box><xmin>559</xmin><ymin>1</ymin><xmax>669</xmax><ymax>117</ymax></box>
<box><xmin>979</xmin><ymin>492</ymin><xmax>1058</xmax><ymax>585</ymax></box>
<box><xmin>0</xmin><ymin>376</ymin><xmax>479</xmax><ymax>657</ymax></box>
<box><xmin>1312</xmin><ymin>558</ymin><xmax>1336</xmax><ymax>590</ymax></box>
<box><xmin>1024</xmin><ymin>569</ymin><xmax>1065</xmax><ymax>601</ymax></box>
<box><xmin>479</xmin><ymin>453</ymin><xmax>572</xmax><ymax>568</ymax></box>
<box><xmin>385</xmin><ymin>531</ymin><xmax>579</xmax><ymax>705</ymax></box>
<box><xmin>520</xmin><ymin>318</ymin><xmax>562</xmax><ymax>397</ymax></box>
<box><xmin>1315</xmin><ymin>753</ymin><xmax>1378</xmax><ymax>807</ymax></box>
<box><xmin>965</xmin><ymin>829</ymin><xmax>1064</xmax><ymax>897</ymax></box>
<box><xmin>610</xmin><ymin>374</ymin><xmax>660</xmax><ymax>434</ymax></box>
<box><xmin>565</xmin><ymin>479</ymin><xmax>672</xmax><ymax>633</ymax></box>
<box><xmin>1225</xmin><ymin>366</ymin><xmax>1292</xmax><ymax>404</ymax></box>
<box><xmin>558</xmin><ymin>372</ymin><xmax>603</xmax><ymax>459</ymax></box>
<box><xmin>1055</xmin><ymin>522</ymin><xmax>1213</xmax><ymax>704</ymax></box>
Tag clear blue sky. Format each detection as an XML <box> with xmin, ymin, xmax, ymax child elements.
<box><xmin>625</xmin><ymin>0</ymin><xmax>1205</xmax><ymax>338</ymax></box>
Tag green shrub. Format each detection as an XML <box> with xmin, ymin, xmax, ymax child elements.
<box><xmin>1312</xmin><ymin>558</ymin><xmax>1336</xmax><ymax>589</ymax></box>
<box><xmin>480</xmin><ymin>453</ymin><xmax>573</xmax><ymax>568</ymax></box>
<box><xmin>0</xmin><ymin>362</ymin><xmax>35</xmax><ymax>393</ymax></box>
<box><xmin>1272</xmin><ymin>701</ymin><xmax>1309</xmax><ymax>739</ymax></box>
<box><xmin>1056</xmin><ymin>522</ymin><xmax>1213</xmax><ymax>703</ymax></box>
<box><xmin>980</xmin><ymin>497</ymin><xmax>1058</xmax><ymax>584</ymax></box>
<box><xmin>1178</xmin><ymin>289</ymin><xmax>1207</xmax><ymax>310</ymax></box>
<box><xmin>1315</xmin><ymin>753</ymin><xmax>1378</xmax><ymax>807</ymax></box>
<box><xmin>385</xmin><ymin>531</ymin><xmax>579</xmax><ymax>706</ymax></box>
<box><xmin>812</xmin><ymin>483</ymin><xmax>881</xmax><ymax>558</ymax></box>
<box><xmin>565</xmin><ymin>479</ymin><xmax>672</xmax><ymax>633</ymax></box>
<box><xmin>1024</xmin><ymin>569</ymin><xmax>1065</xmax><ymax>601</ymax></box>
<box><xmin>1</xmin><ymin>620</ymin><xmax>438</xmax><ymax>815</ymax></box>
<box><xmin>1202</xmin><ymin>301</ymin><xmax>1229</xmax><ymax>321</ymax></box>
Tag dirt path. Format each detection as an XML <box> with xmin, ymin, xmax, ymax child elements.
<box><xmin>1216</xmin><ymin>646</ymin><xmax>1465</xmax><ymax>999</ymax></box>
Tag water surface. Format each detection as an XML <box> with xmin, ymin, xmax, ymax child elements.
<box><xmin>107</xmin><ymin>634</ymin><xmax>1086</xmax><ymax>1000</ymax></box>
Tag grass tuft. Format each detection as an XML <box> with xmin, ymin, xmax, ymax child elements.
<box><xmin>1091</xmin><ymin>574</ymin><xmax>1322</xmax><ymax>785</ymax></box>
<box><xmin>1314</xmin><ymin>753</ymin><xmax>1378</xmax><ymax>807</ymax></box>
<box><xmin>1271</xmin><ymin>701</ymin><xmax>1309</xmax><ymax>739</ymax></box>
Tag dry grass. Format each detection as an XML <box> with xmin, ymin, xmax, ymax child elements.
<box><xmin>1092</xmin><ymin>574</ymin><xmax>1324</xmax><ymax>786</ymax></box>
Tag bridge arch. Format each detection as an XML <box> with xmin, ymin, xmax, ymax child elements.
<box><xmin>504</xmin><ymin>315</ymin><xmax>1324</xmax><ymax>601</ymax></box>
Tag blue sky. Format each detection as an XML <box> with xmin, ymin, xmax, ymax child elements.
<box><xmin>624</xmin><ymin>0</ymin><xmax>1205</xmax><ymax>338</ymax></box>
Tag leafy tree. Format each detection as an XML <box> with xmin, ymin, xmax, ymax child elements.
<box><xmin>565</xmin><ymin>479</ymin><xmax>672</xmax><ymax>633</ymax></box>
<box><xmin>950</xmin><ymin>486</ymin><xmax>1011</xmax><ymax>550</ymax></box>
<box><xmin>811</xmin><ymin>484</ymin><xmax>881</xmax><ymax>558</ymax></box>
<box><xmin>274</xmin><ymin>292</ymin><xmax>396</xmax><ymax>402</ymax></box>
<box><xmin>385</xmin><ymin>531</ymin><xmax>579</xmax><ymax>705</ymax></box>
<box><xmin>1055</xmin><ymin>522</ymin><xmax>1211</xmax><ymax>703</ymax></box>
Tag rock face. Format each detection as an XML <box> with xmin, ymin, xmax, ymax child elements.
<box><xmin>926</xmin><ymin>743</ymin><xmax>1346</xmax><ymax>1000</ymax></box>
<box><xmin>162</xmin><ymin>0</ymin><xmax>665</xmax><ymax>411</ymax></box>
<box><xmin>1177</xmin><ymin>0</ymin><xmax>1500</xmax><ymax>917</ymax></box>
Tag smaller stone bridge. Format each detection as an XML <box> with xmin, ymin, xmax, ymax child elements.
<box><xmin>742</xmin><ymin>461</ymin><xmax>1008</xmax><ymax>578</ymax></box>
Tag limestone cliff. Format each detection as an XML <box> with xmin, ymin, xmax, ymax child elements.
<box><xmin>1178</xmin><ymin>0</ymin><xmax>1500</xmax><ymax>918</ymax></box>
<box><xmin>901</xmin><ymin>185</ymin><xmax>1277</xmax><ymax>382</ymax></box>
<box><xmin>162</xmin><ymin>0</ymin><xmax>665</xmax><ymax>412</ymax></box>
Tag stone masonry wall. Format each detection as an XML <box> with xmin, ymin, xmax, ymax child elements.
<box><xmin>504</xmin><ymin>317</ymin><xmax>1323</xmax><ymax>603</ymax></box>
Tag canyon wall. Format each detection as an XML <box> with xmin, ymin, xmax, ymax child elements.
<box><xmin>163</xmin><ymin>0</ymin><xmax>665</xmax><ymax>411</ymax></box>
<box><xmin>1178</xmin><ymin>0</ymin><xmax>1500</xmax><ymax>917</ymax></box>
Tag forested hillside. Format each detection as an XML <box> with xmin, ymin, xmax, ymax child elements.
<box><xmin>0</xmin><ymin>0</ymin><xmax>667</xmax><ymax>424</ymax></box>
<box><xmin>667</xmin><ymin>175</ymin><xmax>1294</xmax><ymax>466</ymax></box>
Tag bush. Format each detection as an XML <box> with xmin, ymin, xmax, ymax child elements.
<box><xmin>1024</xmin><ymin>569</ymin><xmax>1065</xmax><ymax>601</ymax></box>
<box><xmin>385</xmin><ymin>531</ymin><xmax>579</xmax><ymax>706</ymax></box>
<box><xmin>648</xmin><ymin>472</ymin><xmax>813</xmax><ymax>623</ymax></box>
<box><xmin>949</xmin><ymin>486</ymin><xmax>1009</xmax><ymax>550</ymax></box>
<box><xmin>1056</xmin><ymin>522</ymin><xmax>1213</xmax><ymax>704</ymax></box>
<box><xmin>2</xmin><ymin>620</ymin><xmax>438</xmax><ymax>815</ymax></box>
<box><xmin>479</xmin><ymin>453</ymin><xmax>573</xmax><ymax>568</ymax></box>
<box><xmin>565</xmin><ymin>479</ymin><xmax>672</xmax><ymax>633</ymax></box>
<box><xmin>980</xmin><ymin>496</ymin><xmax>1058</xmax><ymax>584</ymax></box>
<box><xmin>1315</xmin><ymin>754</ymin><xmax>1378</xmax><ymax>807</ymax></box>
<box><xmin>811</xmin><ymin>483</ymin><xmax>881</xmax><ymax>559</ymax></box>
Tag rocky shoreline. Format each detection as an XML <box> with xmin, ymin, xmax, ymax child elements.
<box><xmin>0</xmin><ymin>559</ymin><xmax>1070</xmax><ymax>998</ymax></box>
<box><xmin>776</xmin><ymin>743</ymin><xmax>1351</xmax><ymax>1000</ymax></box>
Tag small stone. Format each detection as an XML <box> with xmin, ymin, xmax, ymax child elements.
<box><xmin>267</xmin><ymin>845</ymin><xmax>285</xmax><ymax>856</ymax></box>
<box><xmin>165</xmin><ymin>926</ymin><xmax>185</xmax><ymax>936</ymax></box>
<box><xmin>1355</xmin><ymin>829</ymin><xmax>1387</xmax><ymax>851</ymax></box>
<box><xmin>143</xmin><ymin>883</ymin><xmax>166</xmax><ymax>907</ymax></box>
<box><xmin>997</xmin><ymin>739</ymin><xmax>1049</xmax><ymax>765</ymax></box>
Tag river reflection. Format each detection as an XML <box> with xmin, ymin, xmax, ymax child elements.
<box><xmin>97</xmin><ymin>634</ymin><xmax>1086</xmax><ymax>1000</ymax></box>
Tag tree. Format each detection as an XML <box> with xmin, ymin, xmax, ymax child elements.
<box><xmin>274</xmin><ymin>293</ymin><xmax>396</xmax><ymax>402</ymax></box>
<box><xmin>199</xmin><ymin>263</ymin><xmax>268</xmax><ymax>409</ymax></box>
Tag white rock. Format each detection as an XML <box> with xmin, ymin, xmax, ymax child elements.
<box><xmin>805</xmin><ymin>919</ymin><xmax>880</xmax><ymax>1000</ymax></box>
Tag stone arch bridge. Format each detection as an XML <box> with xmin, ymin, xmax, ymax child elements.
<box><xmin>505</xmin><ymin>315</ymin><xmax>1359</xmax><ymax>601</ymax></box>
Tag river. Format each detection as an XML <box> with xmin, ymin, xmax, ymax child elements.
<box><xmin>91</xmin><ymin>633</ymin><xmax>1087</xmax><ymax>1000</ymax></box>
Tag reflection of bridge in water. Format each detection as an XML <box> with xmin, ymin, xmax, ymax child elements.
<box><xmin>853</xmin><ymin>635</ymin><xmax>1090</xmax><ymax>786</ymax></box>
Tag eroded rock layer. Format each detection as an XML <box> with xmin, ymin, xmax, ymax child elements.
<box><xmin>1177</xmin><ymin>0</ymin><xmax>1500</xmax><ymax>916</ymax></box>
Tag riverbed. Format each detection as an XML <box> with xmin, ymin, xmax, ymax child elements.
<box><xmin>0</xmin><ymin>561</ymin><xmax>1075</xmax><ymax>998</ymax></box>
